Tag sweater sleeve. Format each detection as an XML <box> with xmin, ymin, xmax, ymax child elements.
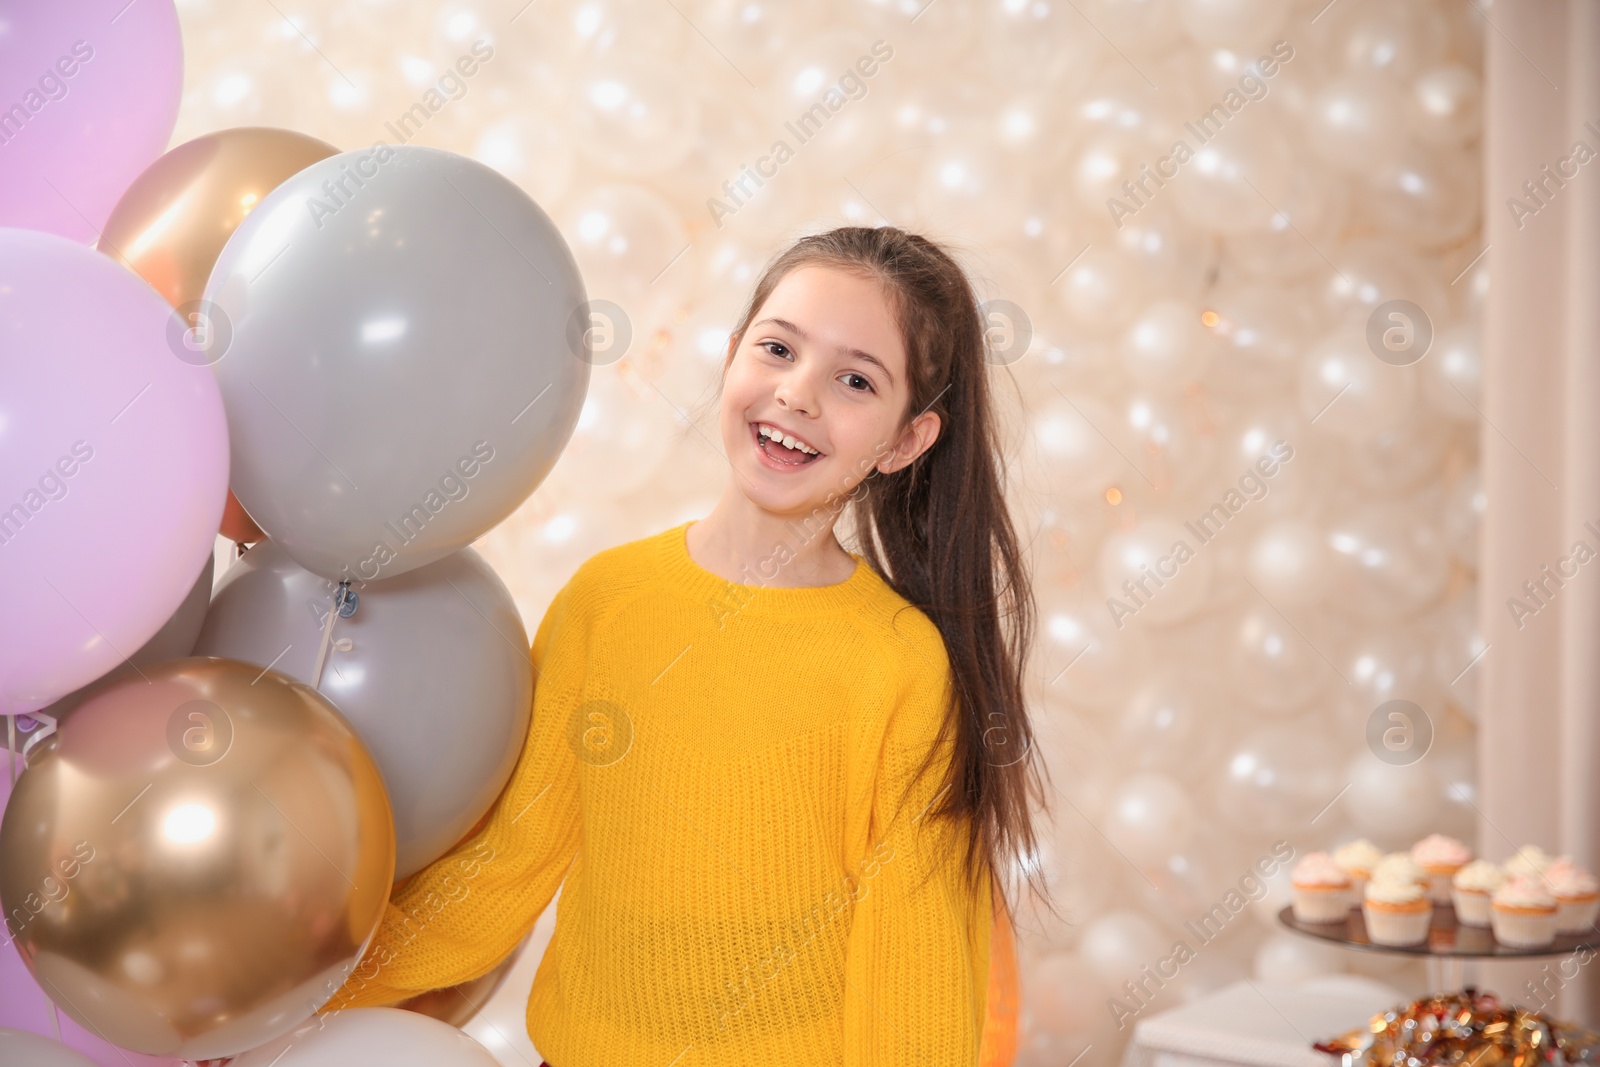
<box><xmin>317</xmin><ymin>576</ymin><xmax>586</xmax><ymax>1012</ymax></box>
<box><xmin>842</xmin><ymin>668</ymin><xmax>992</xmax><ymax>1066</ymax></box>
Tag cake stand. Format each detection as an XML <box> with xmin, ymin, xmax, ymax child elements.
<box><xmin>1277</xmin><ymin>903</ymin><xmax>1600</xmax><ymax>992</ymax></box>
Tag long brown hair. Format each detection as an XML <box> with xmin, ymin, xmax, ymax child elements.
<box><xmin>697</xmin><ymin>224</ymin><xmax>1056</xmax><ymax>925</ymax></box>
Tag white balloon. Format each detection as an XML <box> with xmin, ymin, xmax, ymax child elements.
<box><xmin>1199</xmin><ymin>284</ymin><xmax>1314</xmax><ymax>392</ymax></box>
<box><xmin>0</xmin><ymin>1029</ymin><xmax>96</xmax><ymax>1067</ymax></box>
<box><xmin>1430</xmin><ymin>730</ymin><xmax>1480</xmax><ymax>841</ymax></box>
<box><xmin>544</xmin><ymin>367</ymin><xmax>680</xmax><ymax>498</ymax></box>
<box><xmin>1037</xmin><ymin>597</ymin><xmax>1154</xmax><ymax>711</ymax></box>
<box><xmin>1335</xmin><ymin>3</ymin><xmax>1449</xmax><ymax>81</ymax></box>
<box><xmin>1175</xmin><ymin>0</ymin><xmax>1288</xmax><ymax>48</ymax></box>
<box><xmin>1105</xmin><ymin>773</ymin><xmax>1196</xmax><ymax>864</ymax></box>
<box><xmin>1254</xmin><ymin>933</ymin><xmax>1345</xmax><ymax>985</ymax></box>
<box><xmin>1021</xmin><ymin>821</ymin><xmax>1119</xmax><ymax>950</ymax></box>
<box><xmin>1229</xmin><ymin>606</ymin><xmax>1333</xmax><ymax>712</ymax></box>
<box><xmin>1023</xmin><ymin>952</ymin><xmax>1118</xmax><ymax>1060</ymax></box>
<box><xmin>1343</xmin><ymin>752</ymin><xmax>1442</xmax><ymax>844</ymax></box>
<box><xmin>1247</xmin><ymin>519</ymin><xmax>1330</xmax><ymax>607</ymax></box>
<box><xmin>1342</xmin><ymin>625</ymin><xmax>1436</xmax><ymax>713</ymax></box>
<box><xmin>1317</xmin><ymin>238</ymin><xmax>1448</xmax><ymax>328</ymax></box>
<box><xmin>1069</xmin><ymin>64</ymin><xmax>1180</xmax><ymax>142</ymax></box>
<box><xmin>1225</xmin><ymin>168</ymin><xmax>1348</xmax><ymax>279</ymax></box>
<box><xmin>1072</xmin><ymin>129</ymin><xmax>1159</xmax><ymax>216</ymax></box>
<box><xmin>1443</xmin><ymin>469</ymin><xmax>1485</xmax><ymax>567</ymax></box>
<box><xmin>557</xmin><ymin>181</ymin><xmax>690</xmax><ymax>318</ymax></box>
<box><xmin>1100</xmin><ymin>518</ymin><xmax>1214</xmax><ymax>625</ymax></box>
<box><xmin>1409</xmin><ymin>64</ymin><xmax>1483</xmax><ymax>147</ymax></box>
<box><xmin>1324</xmin><ymin>502</ymin><xmax>1450</xmax><ymax>619</ymax></box>
<box><xmin>1306</xmin><ymin>75</ymin><xmax>1404</xmax><ymax>170</ymax></box>
<box><xmin>231</xmin><ymin>1008</ymin><xmax>502</xmax><ymax>1066</ymax></box>
<box><xmin>1337</xmin><ymin>419</ymin><xmax>1454</xmax><ymax>493</ymax></box>
<box><xmin>561</xmin><ymin>0</ymin><xmax>690</xmax><ymax>61</ymax></box>
<box><xmin>1117</xmin><ymin>675</ymin><xmax>1212</xmax><ymax>778</ymax></box>
<box><xmin>1114</xmin><ymin>392</ymin><xmax>1220</xmax><ymax>490</ymax></box>
<box><xmin>1172</xmin><ymin>117</ymin><xmax>1295</xmax><ymax>234</ymax></box>
<box><xmin>1362</xmin><ymin>145</ymin><xmax>1482</xmax><ymax>249</ymax></box>
<box><xmin>1056</xmin><ymin>245</ymin><xmax>1141</xmax><ymax>336</ymax></box>
<box><xmin>1251</xmin><ymin>861</ymin><xmax>1297</xmax><ymax>929</ymax></box>
<box><xmin>1213</xmin><ymin>721</ymin><xmax>1342</xmax><ymax>835</ymax></box>
<box><xmin>1422</xmin><ymin>324</ymin><xmax>1483</xmax><ymax>420</ymax></box>
<box><xmin>472</xmin><ymin>112</ymin><xmax>575</xmax><ymax>208</ymax></box>
<box><xmin>1080</xmin><ymin>910</ymin><xmax>1171</xmax><ymax>983</ymax></box>
<box><xmin>1029</xmin><ymin>392</ymin><xmax>1125</xmax><ymax>497</ymax></box>
<box><xmin>1119</xmin><ymin>299</ymin><xmax>1211</xmax><ymax>385</ymax></box>
<box><xmin>1298</xmin><ymin>331</ymin><xmax>1417</xmax><ymax>441</ymax></box>
<box><xmin>1432</xmin><ymin>595</ymin><xmax>1485</xmax><ymax>719</ymax></box>
<box><xmin>1112</xmin><ymin>210</ymin><xmax>1218</xmax><ymax>301</ymax></box>
<box><xmin>570</xmin><ymin>57</ymin><xmax>700</xmax><ymax>175</ymax></box>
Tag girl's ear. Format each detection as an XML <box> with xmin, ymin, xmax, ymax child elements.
<box><xmin>876</xmin><ymin>411</ymin><xmax>941</xmax><ymax>475</ymax></box>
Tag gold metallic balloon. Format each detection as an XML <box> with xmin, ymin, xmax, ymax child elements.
<box><xmin>0</xmin><ymin>657</ymin><xmax>394</xmax><ymax>1061</ymax></box>
<box><xmin>96</xmin><ymin>126</ymin><xmax>339</xmax><ymax>311</ymax></box>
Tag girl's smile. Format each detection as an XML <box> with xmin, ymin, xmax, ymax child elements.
<box><xmin>750</xmin><ymin>420</ymin><xmax>824</xmax><ymax>471</ymax></box>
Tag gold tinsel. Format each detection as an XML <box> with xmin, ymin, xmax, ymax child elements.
<box><xmin>1315</xmin><ymin>989</ymin><xmax>1600</xmax><ymax>1066</ymax></box>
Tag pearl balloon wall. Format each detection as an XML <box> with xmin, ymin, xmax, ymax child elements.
<box><xmin>176</xmin><ymin>1</ymin><xmax>1484</xmax><ymax>1063</ymax></box>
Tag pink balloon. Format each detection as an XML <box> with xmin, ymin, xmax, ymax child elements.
<box><xmin>0</xmin><ymin>228</ymin><xmax>228</xmax><ymax>715</ymax></box>
<box><xmin>0</xmin><ymin>1</ymin><xmax>182</xmax><ymax>244</ymax></box>
<box><xmin>0</xmin><ymin>760</ymin><xmax>183</xmax><ymax>1067</ymax></box>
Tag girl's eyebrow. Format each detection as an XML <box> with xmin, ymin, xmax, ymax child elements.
<box><xmin>753</xmin><ymin>316</ymin><xmax>895</xmax><ymax>388</ymax></box>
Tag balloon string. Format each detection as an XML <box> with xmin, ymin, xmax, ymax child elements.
<box><xmin>47</xmin><ymin>998</ymin><xmax>61</xmax><ymax>1042</ymax></box>
<box><xmin>311</xmin><ymin>596</ymin><xmax>340</xmax><ymax>690</ymax></box>
<box><xmin>6</xmin><ymin>714</ymin><xmax>14</xmax><ymax>788</ymax></box>
<box><xmin>311</xmin><ymin>583</ymin><xmax>354</xmax><ymax>690</ymax></box>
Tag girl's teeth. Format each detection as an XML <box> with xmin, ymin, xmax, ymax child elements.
<box><xmin>758</xmin><ymin>424</ymin><xmax>817</xmax><ymax>454</ymax></box>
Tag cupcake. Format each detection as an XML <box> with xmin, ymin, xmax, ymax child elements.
<box><xmin>1542</xmin><ymin>857</ymin><xmax>1600</xmax><ymax>934</ymax></box>
<box><xmin>1372</xmin><ymin>852</ymin><xmax>1428</xmax><ymax>890</ymax></box>
<box><xmin>1363</xmin><ymin>878</ymin><xmax>1433</xmax><ymax>946</ymax></box>
<box><xmin>1504</xmin><ymin>844</ymin><xmax>1554</xmax><ymax>881</ymax></box>
<box><xmin>1491</xmin><ymin>875</ymin><xmax>1559</xmax><ymax>947</ymax></box>
<box><xmin>1451</xmin><ymin>860</ymin><xmax>1506</xmax><ymax>926</ymax></box>
<box><xmin>1291</xmin><ymin>852</ymin><xmax>1353</xmax><ymax>923</ymax></box>
<box><xmin>1411</xmin><ymin>834</ymin><xmax>1473</xmax><ymax>904</ymax></box>
<box><xmin>1333</xmin><ymin>838</ymin><xmax>1383</xmax><ymax>898</ymax></box>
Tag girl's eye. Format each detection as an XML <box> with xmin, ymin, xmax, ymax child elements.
<box><xmin>762</xmin><ymin>341</ymin><xmax>790</xmax><ymax>359</ymax></box>
<box><xmin>841</xmin><ymin>373</ymin><xmax>873</xmax><ymax>393</ymax></box>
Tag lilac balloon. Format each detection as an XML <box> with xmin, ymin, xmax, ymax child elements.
<box><xmin>0</xmin><ymin>228</ymin><xmax>229</xmax><ymax>716</ymax></box>
<box><xmin>0</xmin><ymin>0</ymin><xmax>183</xmax><ymax>244</ymax></box>
<box><xmin>0</xmin><ymin>767</ymin><xmax>182</xmax><ymax>1067</ymax></box>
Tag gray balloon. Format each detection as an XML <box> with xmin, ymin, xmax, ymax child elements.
<box><xmin>193</xmin><ymin>539</ymin><xmax>532</xmax><ymax>879</ymax></box>
<box><xmin>20</xmin><ymin>552</ymin><xmax>215</xmax><ymax>735</ymax></box>
<box><xmin>203</xmin><ymin>144</ymin><xmax>590</xmax><ymax>584</ymax></box>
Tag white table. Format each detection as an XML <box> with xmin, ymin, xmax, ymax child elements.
<box><xmin>1120</xmin><ymin>978</ymin><xmax>1400</xmax><ymax>1067</ymax></box>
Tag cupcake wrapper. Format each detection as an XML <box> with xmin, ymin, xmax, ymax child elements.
<box><xmin>1363</xmin><ymin>901</ymin><xmax>1432</xmax><ymax>946</ymax></box>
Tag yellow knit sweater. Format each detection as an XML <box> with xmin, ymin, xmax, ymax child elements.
<box><xmin>319</xmin><ymin>519</ymin><xmax>993</xmax><ymax>1065</ymax></box>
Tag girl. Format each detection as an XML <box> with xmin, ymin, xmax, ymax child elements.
<box><xmin>318</xmin><ymin>226</ymin><xmax>1055</xmax><ymax>1066</ymax></box>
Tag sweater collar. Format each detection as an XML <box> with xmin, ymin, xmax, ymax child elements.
<box><xmin>654</xmin><ymin>520</ymin><xmax>879</xmax><ymax>617</ymax></box>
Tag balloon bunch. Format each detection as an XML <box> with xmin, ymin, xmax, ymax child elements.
<box><xmin>1</xmin><ymin>4</ymin><xmax>592</xmax><ymax>1063</ymax></box>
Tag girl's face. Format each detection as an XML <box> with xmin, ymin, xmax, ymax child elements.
<box><xmin>719</xmin><ymin>264</ymin><xmax>941</xmax><ymax>518</ymax></box>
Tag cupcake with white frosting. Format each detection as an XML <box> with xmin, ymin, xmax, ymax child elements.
<box><xmin>1291</xmin><ymin>852</ymin><xmax>1353</xmax><ymax>923</ymax></box>
<box><xmin>1504</xmin><ymin>844</ymin><xmax>1554</xmax><ymax>881</ymax></box>
<box><xmin>1451</xmin><ymin>860</ymin><xmax>1506</xmax><ymax>926</ymax></box>
<box><xmin>1411</xmin><ymin>834</ymin><xmax>1473</xmax><ymax>904</ymax></box>
<box><xmin>1363</xmin><ymin>877</ymin><xmax>1432</xmax><ymax>946</ymax></box>
<box><xmin>1542</xmin><ymin>857</ymin><xmax>1600</xmax><ymax>934</ymax></box>
<box><xmin>1372</xmin><ymin>851</ymin><xmax>1429</xmax><ymax>890</ymax></box>
<box><xmin>1333</xmin><ymin>838</ymin><xmax>1383</xmax><ymax>898</ymax></box>
<box><xmin>1491</xmin><ymin>874</ymin><xmax>1559</xmax><ymax>947</ymax></box>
